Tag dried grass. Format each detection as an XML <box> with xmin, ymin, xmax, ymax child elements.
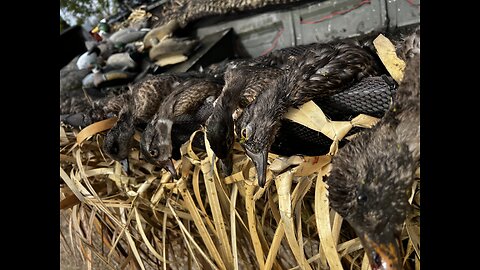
<box><xmin>59</xmin><ymin>113</ymin><xmax>419</xmax><ymax>269</ymax></box>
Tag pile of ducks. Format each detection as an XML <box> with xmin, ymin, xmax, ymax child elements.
<box><xmin>63</xmin><ymin>36</ymin><xmax>399</xmax><ymax>182</ymax></box>
<box><xmin>61</xmin><ymin>11</ymin><xmax>419</xmax><ymax>268</ymax></box>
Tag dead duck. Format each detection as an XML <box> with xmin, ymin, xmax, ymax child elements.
<box><xmin>204</xmin><ymin>41</ymin><xmax>373</xmax><ymax>174</ymax></box>
<box><xmin>203</xmin><ymin>41</ymin><xmax>315</xmax><ymax>150</ymax></box>
<box><xmin>102</xmin><ymin>73</ymin><xmax>189</xmax><ymax>163</ymax></box>
<box><xmin>236</xmin><ymin>40</ymin><xmax>385</xmax><ymax>187</ymax></box>
<box><xmin>61</xmin><ymin>91</ymin><xmax>129</xmax><ymax>127</ymax></box>
<box><xmin>206</xmin><ymin>63</ymin><xmax>283</xmax><ymax>160</ymax></box>
<box><xmin>326</xmin><ymin>29</ymin><xmax>419</xmax><ymax>270</ymax></box>
<box><xmin>140</xmin><ymin>75</ymin><xmax>224</xmax><ymax>178</ymax></box>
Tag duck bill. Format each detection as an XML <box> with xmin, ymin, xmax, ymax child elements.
<box><xmin>245</xmin><ymin>148</ymin><xmax>268</xmax><ymax>188</ymax></box>
<box><xmin>62</xmin><ymin>112</ymin><xmax>92</xmax><ymax>127</ymax></box>
<box><xmin>160</xmin><ymin>158</ymin><xmax>179</xmax><ymax>179</ymax></box>
<box><xmin>120</xmin><ymin>158</ymin><xmax>129</xmax><ymax>173</ymax></box>
<box><xmin>358</xmin><ymin>232</ymin><xmax>403</xmax><ymax>270</ymax></box>
<box><xmin>219</xmin><ymin>152</ymin><xmax>233</xmax><ymax>177</ymax></box>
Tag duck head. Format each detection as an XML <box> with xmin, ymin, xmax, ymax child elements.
<box><xmin>236</xmin><ymin>76</ymin><xmax>288</xmax><ymax>188</ymax></box>
<box><xmin>140</xmin><ymin>118</ymin><xmax>179</xmax><ymax>179</ymax></box>
<box><xmin>327</xmin><ymin>129</ymin><xmax>416</xmax><ymax>270</ymax></box>
<box><xmin>103</xmin><ymin>110</ymin><xmax>135</xmax><ymax>164</ymax></box>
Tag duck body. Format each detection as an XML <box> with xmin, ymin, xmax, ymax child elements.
<box><xmin>76</xmin><ymin>46</ymin><xmax>101</xmax><ymax>70</ymax></box>
<box><xmin>61</xmin><ymin>91</ymin><xmax>130</xmax><ymax>128</ymax></box>
<box><xmin>236</xmin><ymin>39</ymin><xmax>385</xmax><ymax>187</ymax></box>
<box><xmin>105</xmin><ymin>50</ymin><xmax>143</xmax><ymax>71</ymax></box>
<box><xmin>270</xmin><ymin>75</ymin><xmax>397</xmax><ymax>156</ymax></box>
<box><xmin>326</xmin><ymin>28</ymin><xmax>419</xmax><ymax>270</ymax></box>
<box><xmin>109</xmin><ymin>27</ymin><xmax>148</xmax><ymax>46</ymax></box>
<box><xmin>140</xmin><ymin>75</ymin><xmax>224</xmax><ymax>178</ymax></box>
<box><xmin>102</xmin><ymin>72</ymin><xmax>214</xmax><ymax>163</ymax></box>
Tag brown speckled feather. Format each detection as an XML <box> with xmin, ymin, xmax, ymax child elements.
<box><xmin>103</xmin><ymin>72</ymin><xmax>209</xmax><ymax>162</ymax></box>
<box><xmin>224</xmin><ymin>64</ymin><xmax>284</xmax><ymax>108</ymax></box>
<box><xmin>286</xmin><ymin>41</ymin><xmax>383</xmax><ymax>105</ymax></box>
<box><xmin>140</xmin><ymin>75</ymin><xmax>224</xmax><ymax>165</ymax></box>
<box><xmin>157</xmin><ymin>77</ymin><xmax>224</xmax><ymax>119</ymax></box>
<box><xmin>128</xmin><ymin>74</ymin><xmax>181</xmax><ymax>123</ymax></box>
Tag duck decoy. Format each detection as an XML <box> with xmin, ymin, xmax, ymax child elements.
<box><xmin>61</xmin><ymin>55</ymin><xmax>91</xmax><ymax>94</ymax></box>
<box><xmin>105</xmin><ymin>49</ymin><xmax>144</xmax><ymax>71</ymax></box>
<box><xmin>91</xmin><ymin>18</ymin><xmax>111</xmax><ymax>40</ymax></box>
<box><xmin>143</xmin><ymin>20</ymin><xmax>180</xmax><ymax>49</ymax></box>
<box><xmin>93</xmin><ymin>68</ymin><xmax>138</xmax><ymax>88</ymax></box>
<box><xmin>149</xmin><ymin>37</ymin><xmax>200</xmax><ymax>65</ymax></box>
<box><xmin>236</xmin><ymin>40</ymin><xmax>385</xmax><ymax>187</ymax></box>
<box><xmin>140</xmin><ymin>75</ymin><xmax>224</xmax><ymax>178</ymax></box>
<box><xmin>326</xmin><ymin>28</ymin><xmax>419</xmax><ymax>270</ymax></box>
<box><xmin>108</xmin><ymin>27</ymin><xmax>148</xmax><ymax>47</ymax></box>
<box><xmin>76</xmin><ymin>46</ymin><xmax>101</xmax><ymax>70</ymax></box>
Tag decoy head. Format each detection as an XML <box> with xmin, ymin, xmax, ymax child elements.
<box><xmin>140</xmin><ymin>117</ymin><xmax>179</xmax><ymax>179</ymax></box>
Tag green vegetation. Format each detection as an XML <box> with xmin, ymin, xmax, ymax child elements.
<box><xmin>60</xmin><ymin>0</ymin><xmax>122</xmax><ymax>27</ymax></box>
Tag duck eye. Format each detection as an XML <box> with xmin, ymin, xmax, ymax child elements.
<box><xmin>149</xmin><ymin>149</ymin><xmax>158</xmax><ymax>158</ymax></box>
<box><xmin>357</xmin><ymin>194</ymin><xmax>367</xmax><ymax>204</ymax></box>
<box><xmin>241</xmin><ymin>128</ymin><xmax>248</xmax><ymax>139</ymax></box>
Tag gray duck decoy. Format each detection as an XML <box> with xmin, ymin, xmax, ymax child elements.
<box><xmin>140</xmin><ymin>75</ymin><xmax>224</xmax><ymax>179</ymax></box>
<box><xmin>326</xmin><ymin>28</ymin><xmax>420</xmax><ymax>270</ymax></box>
<box><xmin>236</xmin><ymin>40</ymin><xmax>385</xmax><ymax>187</ymax></box>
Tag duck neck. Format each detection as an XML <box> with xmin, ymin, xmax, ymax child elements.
<box><xmin>217</xmin><ymin>80</ymin><xmax>246</xmax><ymax>116</ymax></box>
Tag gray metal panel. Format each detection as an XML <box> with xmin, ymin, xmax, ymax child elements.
<box><xmin>291</xmin><ymin>0</ymin><xmax>388</xmax><ymax>44</ymax></box>
<box><xmin>194</xmin><ymin>0</ymin><xmax>418</xmax><ymax>58</ymax></box>
<box><xmin>386</xmin><ymin>0</ymin><xmax>420</xmax><ymax>29</ymax></box>
<box><xmin>196</xmin><ymin>9</ymin><xmax>296</xmax><ymax>58</ymax></box>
